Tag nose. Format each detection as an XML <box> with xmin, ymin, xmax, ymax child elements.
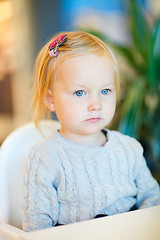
<box><xmin>88</xmin><ymin>102</ymin><xmax>102</xmax><ymax>112</ymax></box>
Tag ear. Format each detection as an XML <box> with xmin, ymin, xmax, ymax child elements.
<box><xmin>44</xmin><ymin>90</ymin><xmax>55</xmax><ymax>112</ymax></box>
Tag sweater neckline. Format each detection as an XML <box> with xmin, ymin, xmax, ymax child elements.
<box><xmin>53</xmin><ymin>129</ymin><xmax>113</xmax><ymax>153</ymax></box>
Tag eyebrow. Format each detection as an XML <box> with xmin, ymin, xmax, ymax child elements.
<box><xmin>64</xmin><ymin>77</ymin><xmax>115</xmax><ymax>90</ymax></box>
<box><xmin>75</xmin><ymin>80</ymin><xmax>115</xmax><ymax>87</ymax></box>
<box><xmin>69</xmin><ymin>83</ymin><xmax>116</xmax><ymax>91</ymax></box>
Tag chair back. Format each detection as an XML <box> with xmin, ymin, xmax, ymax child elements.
<box><xmin>0</xmin><ymin>120</ymin><xmax>60</xmax><ymax>229</ymax></box>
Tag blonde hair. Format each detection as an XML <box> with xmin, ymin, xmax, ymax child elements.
<box><xmin>32</xmin><ymin>31</ymin><xmax>120</xmax><ymax>125</ymax></box>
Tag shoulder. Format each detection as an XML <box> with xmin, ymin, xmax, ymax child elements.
<box><xmin>30</xmin><ymin>138</ymin><xmax>54</xmax><ymax>156</ymax></box>
<box><xmin>106</xmin><ymin>129</ymin><xmax>143</xmax><ymax>155</ymax></box>
<box><xmin>107</xmin><ymin>128</ymin><xmax>141</xmax><ymax>146</ymax></box>
<box><xmin>23</xmin><ymin>135</ymin><xmax>60</xmax><ymax>182</ymax></box>
<box><xmin>27</xmin><ymin>131</ymin><xmax>60</xmax><ymax>160</ymax></box>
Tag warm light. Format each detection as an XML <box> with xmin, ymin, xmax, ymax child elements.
<box><xmin>0</xmin><ymin>1</ymin><xmax>12</xmax><ymax>22</ymax></box>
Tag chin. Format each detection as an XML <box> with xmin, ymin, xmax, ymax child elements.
<box><xmin>80</xmin><ymin>126</ymin><xmax>103</xmax><ymax>136</ymax></box>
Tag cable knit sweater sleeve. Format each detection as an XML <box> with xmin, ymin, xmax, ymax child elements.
<box><xmin>22</xmin><ymin>147</ymin><xmax>59</xmax><ymax>231</ymax></box>
<box><xmin>131</xmin><ymin>138</ymin><xmax>160</xmax><ymax>208</ymax></box>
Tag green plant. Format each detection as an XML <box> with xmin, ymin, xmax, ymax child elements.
<box><xmin>79</xmin><ymin>1</ymin><xmax>160</xmax><ymax>172</ymax></box>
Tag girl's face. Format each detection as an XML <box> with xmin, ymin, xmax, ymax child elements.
<box><xmin>47</xmin><ymin>54</ymin><xmax>116</xmax><ymax>144</ymax></box>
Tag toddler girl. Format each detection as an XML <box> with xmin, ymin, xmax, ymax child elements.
<box><xmin>22</xmin><ymin>31</ymin><xmax>160</xmax><ymax>231</ymax></box>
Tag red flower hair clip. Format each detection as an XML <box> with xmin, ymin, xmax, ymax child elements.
<box><xmin>48</xmin><ymin>34</ymin><xmax>67</xmax><ymax>57</ymax></box>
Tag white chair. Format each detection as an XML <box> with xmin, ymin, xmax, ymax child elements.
<box><xmin>0</xmin><ymin>120</ymin><xmax>60</xmax><ymax>229</ymax></box>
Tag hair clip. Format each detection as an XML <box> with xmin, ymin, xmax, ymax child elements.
<box><xmin>48</xmin><ymin>34</ymin><xmax>67</xmax><ymax>57</ymax></box>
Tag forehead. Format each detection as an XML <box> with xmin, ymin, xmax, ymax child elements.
<box><xmin>55</xmin><ymin>54</ymin><xmax>115</xmax><ymax>86</ymax></box>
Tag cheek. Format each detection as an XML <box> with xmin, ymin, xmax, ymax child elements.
<box><xmin>104</xmin><ymin>98</ymin><xmax>116</xmax><ymax>115</ymax></box>
<box><xmin>56</xmin><ymin>100</ymin><xmax>81</xmax><ymax>122</ymax></box>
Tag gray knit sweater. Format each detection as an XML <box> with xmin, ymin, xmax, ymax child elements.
<box><xmin>22</xmin><ymin>129</ymin><xmax>160</xmax><ymax>231</ymax></box>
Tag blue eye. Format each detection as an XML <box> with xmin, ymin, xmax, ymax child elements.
<box><xmin>101</xmin><ymin>89</ymin><xmax>110</xmax><ymax>95</ymax></box>
<box><xmin>74</xmin><ymin>90</ymin><xmax>85</xmax><ymax>97</ymax></box>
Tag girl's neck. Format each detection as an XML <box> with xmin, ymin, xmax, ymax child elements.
<box><xmin>58</xmin><ymin>129</ymin><xmax>107</xmax><ymax>146</ymax></box>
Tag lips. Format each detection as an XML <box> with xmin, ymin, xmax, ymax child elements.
<box><xmin>85</xmin><ymin>118</ymin><xmax>101</xmax><ymax>122</ymax></box>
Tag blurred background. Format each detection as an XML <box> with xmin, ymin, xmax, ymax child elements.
<box><xmin>0</xmin><ymin>0</ymin><xmax>160</xmax><ymax>180</ymax></box>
